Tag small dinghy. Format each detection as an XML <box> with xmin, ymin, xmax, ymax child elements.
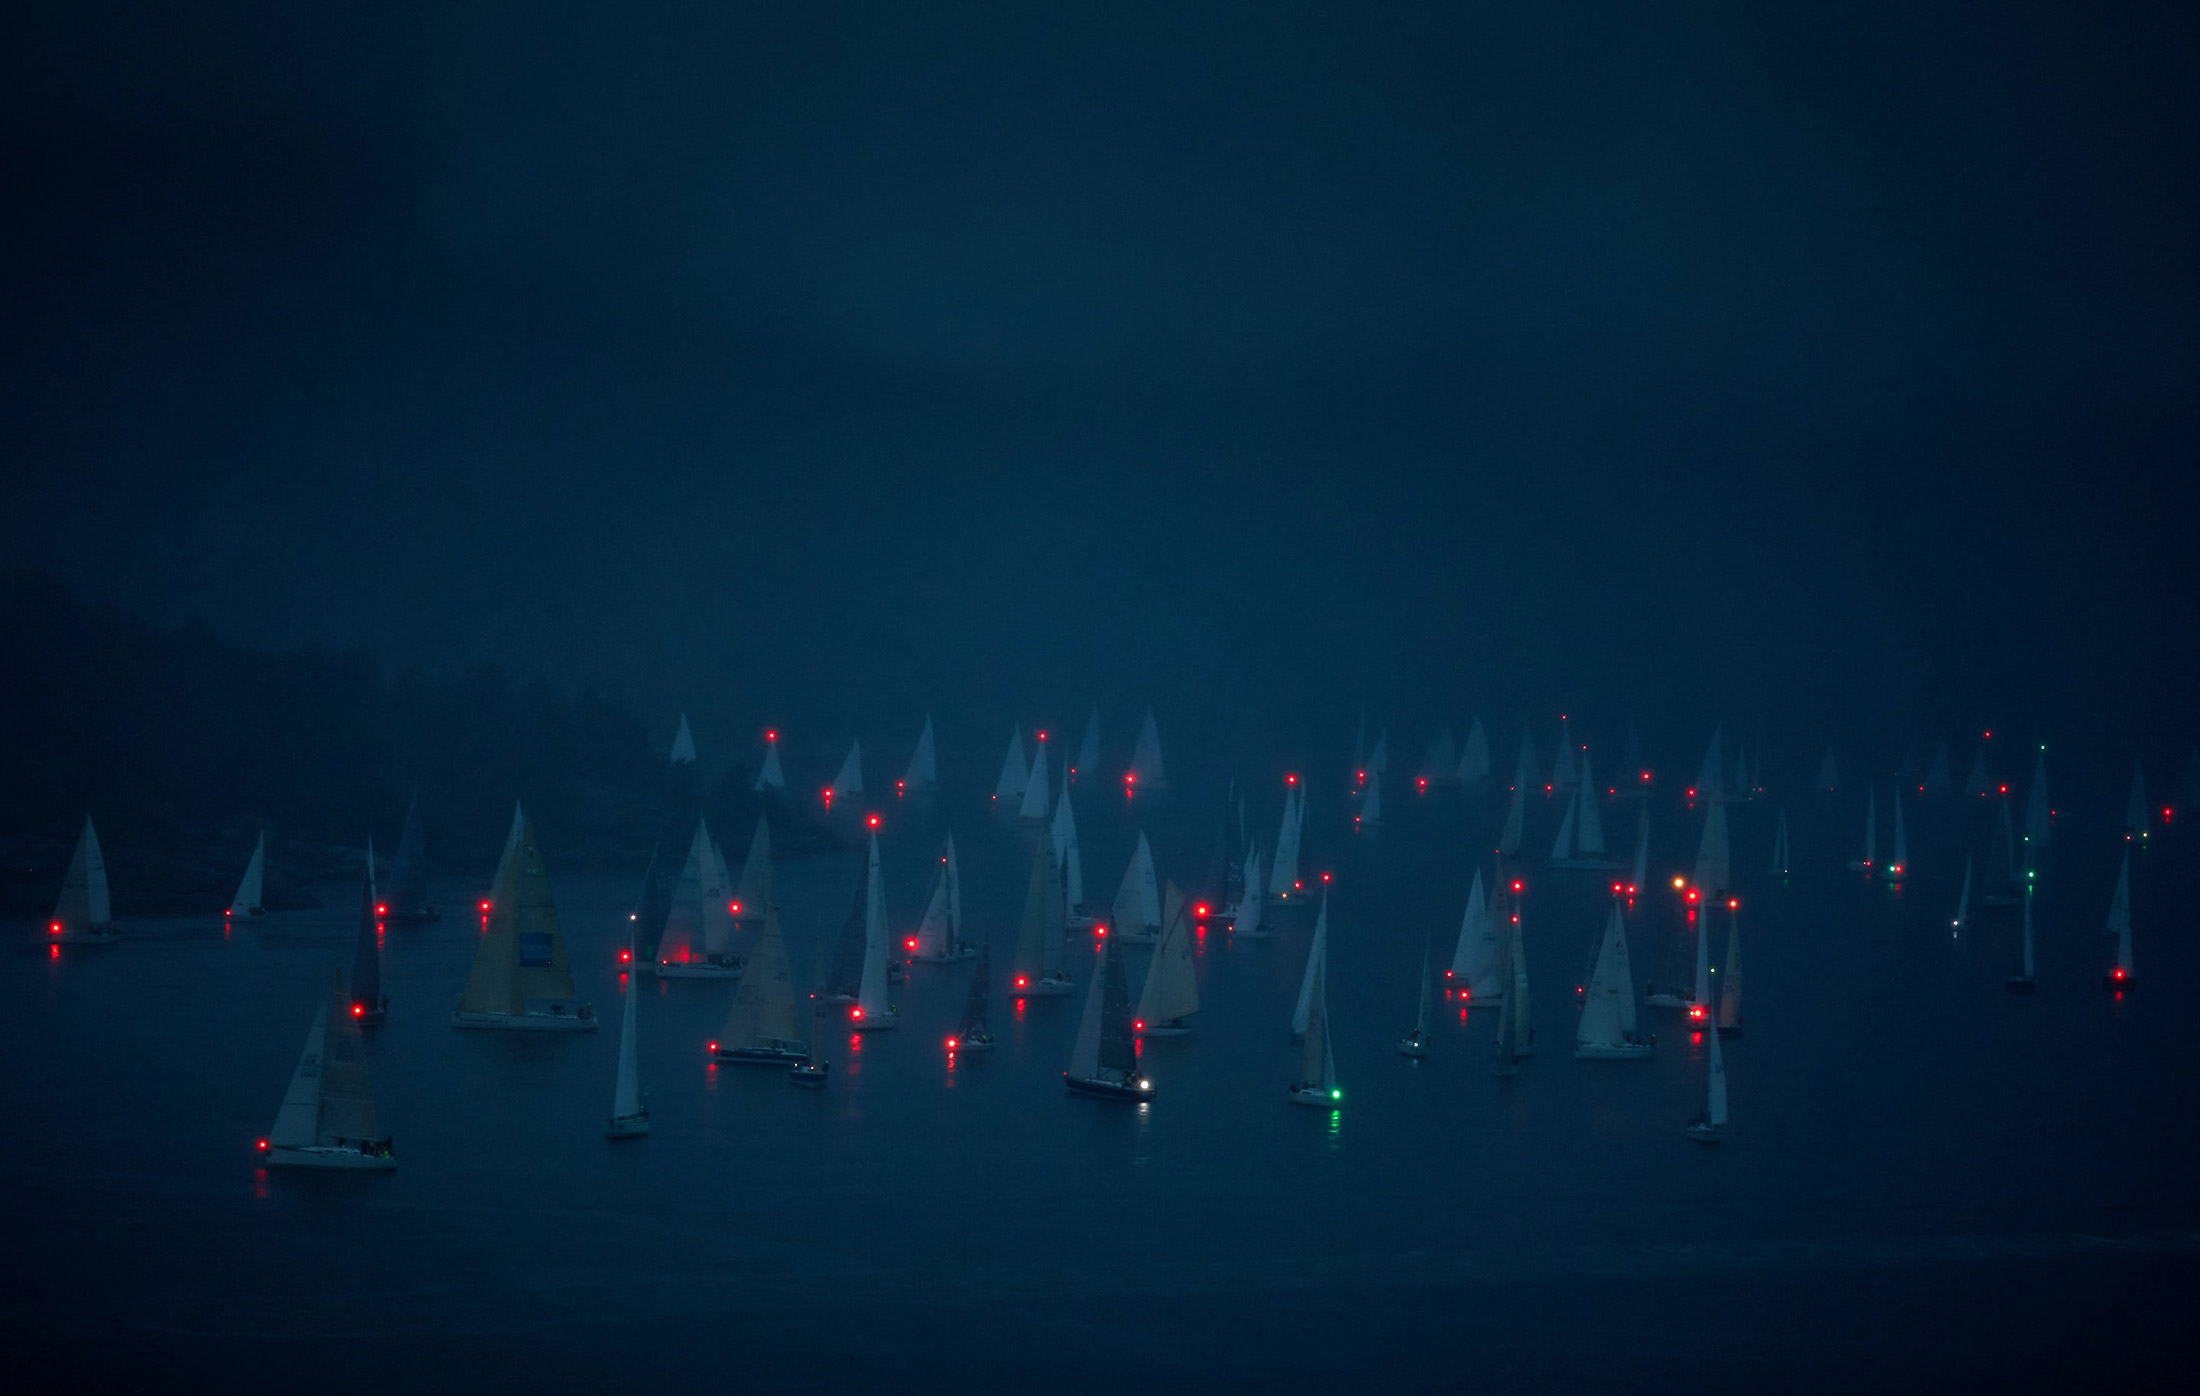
<box><xmin>453</xmin><ymin>810</ymin><xmax>597</xmax><ymax>1031</ymax></box>
<box><xmin>229</xmin><ymin>832</ymin><xmax>267</xmax><ymax>918</ymax></box>
<box><xmin>1575</xmin><ymin>898</ymin><xmax>1653</xmax><ymax>1059</ymax></box>
<box><xmin>1064</xmin><ymin>931</ymin><xmax>1153</xmax><ymax>1101</ymax></box>
<box><xmin>1397</xmin><ymin>934</ymin><xmax>1434</xmax><ymax>1057</ymax></box>
<box><xmin>605</xmin><ymin>933</ymin><xmax>650</xmax><ymax>1138</ymax></box>
<box><xmin>49</xmin><ymin>817</ymin><xmax>121</xmax><ymax>943</ymax></box>
<box><xmin>262</xmin><ymin>970</ymin><xmax>396</xmax><ymax>1170</ymax></box>
<box><xmin>1685</xmin><ymin>1026</ymin><xmax>1728</xmax><ymax>1144</ymax></box>
<box><xmin>754</xmin><ymin>728</ymin><xmax>787</xmax><ymax>792</ymax></box>
<box><xmin>2101</xmin><ymin>848</ymin><xmax>2134</xmax><ymax>992</ymax></box>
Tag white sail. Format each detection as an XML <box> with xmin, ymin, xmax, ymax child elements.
<box><xmin>1018</xmin><ymin>737</ymin><xmax>1052</xmax><ymax>821</ymax></box>
<box><xmin>1135</xmin><ymin>883</ymin><xmax>1199</xmax><ymax>1026</ymax></box>
<box><xmin>856</xmin><ymin>833</ymin><xmax>892</xmax><ymax>1021</ymax></box>
<box><xmin>1693</xmin><ymin>800</ymin><xmax>1731</xmax><ymax>897</ymax></box>
<box><xmin>1300</xmin><ymin>960</ymin><xmax>1335</xmax><ymax>1092</ymax></box>
<box><xmin>657</xmin><ymin>818</ymin><xmax>734</xmax><ymax>966</ymax></box>
<box><xmin>1450</xmin><ymin>870</ymin><xmax>1500</xmax><ymax>997</ymax></box>
<box><xmin>230</xmin><ymin>832</ymin><xmax>266</xmax><ymax>916</ymax></box>
<box><xmin>1630</xmin><ymin>808</ymin><xmax>1651</xmax><ymax>889</ymax></box>
<box><xmin>1952</xmin><ymin>853</ymin><xmax>1973</xmax><ymax>930</ymax></box>
<box><xmin>755</xmin><ymin>734</ymin><xmax>786</xmax><ymax>791</ymax></box>
<box><xmin>1717</xmin><ymin>905</ymin><xmax>1743</xmax><ymax>1031</ymax></box>
<box><xmin>1817</xmin><ymin>747</ymin><xmax>1839</xmax><ymax>791</ymax></box>
<box><xmin>1051</xmin><ymin>783</ymin><xmax>1085</xmax><ymax>908</ymax></box>
<box><xmin>1232</xmin><ymin>846</ymin><xmax>1266</xmax><ymax>936</ymax></box>
<box><xmin>1695</xmin><ymin>722</ymin><xmax>1726</xmax><ymax>802</ymax></box>
<box><xmin>1075</xmin><ymin>703</ymin><xmax>1102</xmax><ymax>779</ymax></box>
<box><xmin>1415</xmin><ymin>936</ymin><xmax>1433</xmax><ymax>1035</ymax></box>
<box><xmin>491</xmin><ymin>801</ymin><xmax>525</xmax><ymax>892</ymax></box>
<box><xmin>913</xmin><ymin>837</ymin><xmax>955</xmax><ymax>957</ymax></box>
<box><xmin>612</xmin><ymin>971</ymin><xmax>642</xmax><ymax>1119</ymax></box>
<box><xmin>268</xmin><ymin>1003</ymin><xmax>328</xmax><ymax>1149</ymax></box>
<box><xmin>1705</xmin><ymin>1024</ymin><xmax>1729</xmax><ymax>1127</ymax></box>
<box><xmin>2020</xmin><ymin>881</ymin><xmax>2036</xmax><ymax>978</ymax></box>
<box><xmin>1369</xmin><ymin>729</ymin><xmax>1388</xmax><ymax>773</ymax></box>
<box><xmin>1268</xmin><ymin>784</ymin><xmax>1302</xmax><ymax>896</ymax></box>
<box><xmin>1360</xmin><ymin>768</ymin><xmax>1382</xmax><ymax>824</ymax></box>
<box><xmin>903</xmin><ymin>713</ymin><xmax>938</xmax><ymax>789</ymax></box>
<box><xmin>1458</xmin><ymin>718</ymin><xmax>1490</xmax><ymax>782</ymax></box>
<box><xmin>2107</xmin><ymin>849</ymin><xmax>2132</xmax><ymax>975</ymax></box>
<box><xmin>1111</xmin><ymin>831</ymin><xmax>1162</xmax><ymax>937</ymax></box>
<box><xmin>1068</xmin><ymin>936</ymin><xmax>1106</xmax><ymax>1078</ymax></box>
<box><xmin>734</xmin><ymin>816</ymin><xmax>772</xmax><ymax>914</ymax></box>
<box><xmin>1129</xmin><ymin>710</ymin><xmax>1167</xmax><ymax>788</ymax></box>
<box><xmin>829</xmin><ymin>739</ymin><xmax>864</xmax><ymax>800</ymax></box>
<box><xmin>670</xmin><ymin>713</ymin><xmax>697</xmax><ymax>766</ymax></box>
<box><xmin>1291</xmin><ymin>895</ymin><xmax>1330</xmax><ymax>1037</ymax></box>
<box><xmin>1577</xmin><ymin>750</ymin><xmax>1607</xmax><ymax>855</ymax></box>
<box><xmin>1693</xmin><ymin>897</ymin><xmax>1711</xmax><ymax>1006</ymax></box>
<box><xmin>1549</xmin><ymin>790</ymin><xmax>1579</xmax><ymax>861</ymax></box>
<box><xmin>993</xmin><ymin>725</ymin><xmax>1027</xmax><ymax>805</ymax></box>
<box><xmin>1577</xmin><ymin>901</ymin><xmax>1639</xmax><ymax>1049</ymax></box>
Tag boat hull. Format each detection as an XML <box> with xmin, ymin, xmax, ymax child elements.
<box><xmin>452</xmin><ymin>1009</ymin><xmax>599</xmax><ymax>1032</ymax></box>
<box><xmin>604</xmin><ymin>1114</ymin><xmax>650</xmax><ymax>1139</ymax></box>
<box><xmin>356</xmin><ymin>1010</ymin><xmax>387</xmax><ymax>1029</ymax></box>
<box><xmin>1715</xmin><ymin>1023</ymin><xmax>1742</xmax><ymax>1040</ymax></box>
<box><xmin>1396</xmin><ymin>1037</ymin><xmax>1431</xmax><ymax>1058</ymax></box>
<box><xmin>949</xmin><ymin>1035</ymin><xmax>996</xmax><ymax>1051</ymax></box>
<box><xmin>788</xmin><ymin>1063</ymin><xmax>830</xmax><ymax>1087</ymax></box>
<box><xmin>1016</xmin><ymin>977</ymin><xmax>1076</xmax><ymax>997</ymax></box>
<box><xmin>53</xmin><ymin>928</ymin><xmax>124</xmax><ymax>944</ymax></box>
<box><xmin>1575</xmin><ymin>1041</ymin><xmax>1655</xmax><ymax>1060</ymax></box>
<box><xmin>1643</xmin><ymin>993</ymin><xmax>1694</xmax><ymax>1010</ymax></box>
<box><xmin>266</xmin><ymin>1144</ymin><xmax>396</xmax><ymax>1171</ymax></box>
<box><xmin>1287</xmin><ymin>1086</ymin><xmax>1336</xmax><ymax>1106</ymax></box>
<box><xmin>1685</xmin><ymin>1123</ymin><xmax>1723</xmax><ymax>1145</ymax></box>
<box><xmin>1140</xmin><ymin>1019</ymin><xmax>1194</xmax><ymax>1037</ymax></box>
<box><xmin>2101</xmin><ymin>974</ymin><xmax>2133</xmax><ymax>992</ymax></box>
<box><xmin>714</xmin><ymin>1043</ymin><xmax>806</xmax><ymax>1064</ymax></box>
<box><xmin>1065</xmin><ymin>1073</ymin><xmax>1153</xmax><ymax>1103</ymax></box>
<box><xmin>653</xmin><ymin>962</ymin><xmax>743</xmax><ymax>980</ymax></box>
<box><xmin>850</xmin><ymin>1011</ymin><xmax>900</xmax><ymax>1031</ymax></box>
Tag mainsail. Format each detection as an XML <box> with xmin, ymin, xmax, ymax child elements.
<box><xmin>1693</xmin><ymin>800</ymin><xmax>1731</xmax><ymax>897</ymax></box>
<box><xmin>1291</xmin><ymin>894</ymin><xmax>1331</xmax><ymax>1037</ymax></box>
<box><xmin>829</xmin><ymin>739</ymin><xmax>864</xmax><ymax>802</ymax></box>
<box><xmin>272</xmin><ymin>970</ymin><xmax>384</xmax><ymax>1148</ymax></box>
<box><xmin>230</xmin><ymin>832</ymin><xmax>266</xmax><ymax>916</ymax></box>
<box><xmin>903</xmin><ymin>713</ymin><xmax>939</xmax><ymax>790</ymax></box>
<box><xmin>1018</xmin><ymin>737</ymin><xmax>1053</xmax><ymax>821</ymax></box>
<box><xmin>1458</xmin><ymin>718</ymin><xmax>1491</xmax><ymax>783</ymax></box>
<box><xmin>349</xmin><ymin>866</ymin><xmax>381</xmax><ymax>1016</ymax></box>
<box><xmin>1577</xmin><ymin>901</ymin><xmax>1639</xmax><ymax>1051</ymax></box>
<box><xmin>457</xmin><ymin>810</ymin><xmax>582</xmax><ymax>1018</ymax></box>
<box><xmin>993</xmin><ymin>726</ymin><xmax>1028</xmax><ymax>805</ymax></box>
<box><xmin>1129</xmin><ymin>710</ymin><xmax>1167</xmax><ymax>790</ymax></box>
<box><xmin>670</xmin><ymin>713</ymin><xmax>697</xmax><ymax>766</ymax></box>
<box><xmin>722</xmin><ymin>904</ymin><xmax>804</xmax><ymax>1052</ymax></box>
<box><xmin>386</xmin><ymin>792</ymin><xmax>431</xmax><ymax>918</ymax></box>
<box><xmin>1135</xmin><ymin>883</ymin><xmax>1199</xmax><ymax>1028</ymax></box>
<box><xmin>52</xmin><ymin>817</ymin><xmax>113</xmax><ymax>933</ymax></box>
<box><xmin>1111</xmin><ymin>831</ymin><xmax>1162</xmax><ymax>938</ymax></box>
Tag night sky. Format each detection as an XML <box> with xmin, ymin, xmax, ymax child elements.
<box><xmin>7</xmin><ymin>3</ymin><xmax>2196</xmax><ymax>767</ymax></box>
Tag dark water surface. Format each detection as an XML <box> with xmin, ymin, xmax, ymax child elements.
<box><xmin>6</xmin><ymin>780</ymin><xmax>2197</xmax><ymax>1392</ymax></box>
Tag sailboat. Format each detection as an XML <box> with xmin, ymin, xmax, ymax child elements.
<box><xmin>48</xmin><ymin>817</ymin><xmax>119</xmax><ymax>943</ymax></box>
<box><xmin>1268</xmin><ymin>780</ymin><xmax>1306</xmax><ymax>904</ymax></box>
<box><xmin>1135</xmin><ymin>883</ymin><xmax>1199</xmax><ymax>1036</ymax></box>
<box><xmin>1766</xmin><ymin>810</ymin><xmax>1790</xmax><ymax>878</ymax></box>
<box><xmin>350</xmin><ymin>865</ymin><xmax>386</xmax><ymax>1027</ymax></box>
<box><xmin>261</xmin><ymin>970</ymin><xmax>396</xmax><ymax>1170</ymax></box>
<box><xmin>670</xmin><ymin>713</ymin><xmax>698</xmax><ymax>767</ymax></box>
<box><xmin>755</xmin><ymin>728</ymin><xmax>787</xmax><ymax>792</ymax></box>
<box><xmin>950</xmin><ymin>929</ymin><xmax>996</xmax><ymax>1052</ymax></box>
<box><xmin>2124</xmin><ymin>758</ymin><xmax>2149</xmax><ymax>840</ymax></box>
<box><xmin>1357</xmin><ymin>768</ymin><xmax>1383</xmax><ymax>830</ymax></box>
<box><xmin>1369</xmin><ymin>729</ymin><xmax>1389</xmax><ymax>775</ymax></box>
<box><xmin>1715</xmin><ymin>900</ymin><xmax>1743</xmax><ymax>1039</ymax></box>
<box><xmin>383</xmin><ymin>793</ymin><xmax>438</xmax><ymax>923</ymax></box>
<box><xmin>1010</xmin><ymin>845</ymin><xmax>1074</xmax><ymax>996</ymax></box>
<box><xmin>1497</xmin><ymin>781</ymin><xmax>1526</xmax><ymax>857</ymax></box>
<box><xmin>1420</xmin><ymin>726</ymin><xmax>1458</xmax><ymax>789</ymax></box>
<box><xmin>1110</xmin><ymin>832</ymin><xmax>1164</xmax><ymax>942</ymax></box>
<box><xmin>902</xmin><ymin>713</ymin><xmax>939</xmax><ymax>795</ymax></box>
<box><xmin>1489</xmin><ymin>887</ymin><xmax>1532</xmax><ymax>1076</ymax></box>
<box><xmin>1065</xmin><ymin>932</ymin><xmax>1152</xmax><ymax>1101</ymax></box>
<box><xmin>1126</xmin><ymin>709</ymin><xmax>1168</xmax><ymax>793</ymax></box>
<box><xmin>1017</xmin><ymin>734</ymin><xmax>1053</xmax><ymax>822</ymax></box>
<box><xmin>1550</xmin><ymin>749</ymin><xmax>1620</xmax><ymax>868</ymax></box>
<box><xmin>1982</xmin><ymin>800</ymin><xmax>2022</xmax><ymax>904</ymax></box>
<box><xmin>2024</xmin><ymin>749</ymin><xmax>2051</xmax><ymax>851</ymax></box>
<box><xmin>654</xmin><ymin>819</ymin><xmax>743</xmax><ymax>979</ymax></box>
<box><xmin>713</xmin><ymin>903</ymin><xmax>809</xmax><ymax>1061</ymax></box>
<box><xmin>1289</xmin><ymin>953</ymin><xmax>1340</xmax><ymax>1106</ymax></box>
<box><xmin>1693</xmin><ymin>799</ymin><xmax>1732</xmax><ymax>899</ymax></box>
<box><xmin>1693</xmin><ymin>722</ymin><xmax>1727</xmax><ymax>802</ymax></box>
<box><xmin>228</xmin><ymin>832</ymin><xmax>267</xmax><ymax>918</ymax></box>
<box><xmin>2006</xmin><ymin>877</ymin><xmax>2037</xmax><ymax>994</ymax></box>
<box><xmin>1575</xmin><ymin>899</ymin><xmax>1652</xmax><ymax>1059</ymax></box>
<box><xmin>454</xmin><ymin>810</ymin><xmax>597</xmax><ymax>1030</ymax></box>
<box><xmin>1457</xmin><ymin>719</ymin><xmax>1491</xmax><ymax>784</ymax></box>
<box><xmin>1230</xmin><ymin>845</ymin><xmax>1268</xmax><ymax>938</ymax></box>
<box><xmin>606</xmin><ymin>927</ymin><xmax>649</xmax><ymax>1137</ymax></box>
<box><xmin>2102</xmin><ymin>849</ymin><xmax>2134</xmax><ymax>991</ymax></box>
<box><xmin>1951</xmin><ymin>853</ymin><xmax>1973</xmax><ymax>933</ymax></box>
<box><xmin>908</xmin><ymin>834</ymin><xmax>971</xmax><ymax>962</ymax></box>
<box><xmin>1817</xmin><ymin>747</ymin><xmax>1839</xmax><ymax>792</ymax></box>
<box><xmin>1398</xmin><ymin>934</ymin><xmax>1434</xmax><ymax>1057</ymax></box>
<box><xmin>1054</xmin><ymin>780</ymin><xmax>1097</xmax><ymax>930</ymax></box>
<box><xmin>731</xmin><ymin>816</ymin><xmax>770</xmax><ymax>927</ymax></box>
<box><xmin>846</xmin><ymin>833</ymin><xmax>898</xmax><ymax>1030</ymax></box>
<box><xmin>826</xmin><ymin>739</ymin><xmax>864</xmax><ymax>808</ymax></box>
<box><xmin>1628</xmin><ymin>807</ymin><xmax>1651</xmax><ymax>893</ymax></box>
<box><xmin>1887</xmin><ymin>786</ymin><xmax>1909</xmax><ymax>881</ymax></box>
<box><xmin>1290</xmin><ymin>894</ymin><xmax>1331</xmax><ymax>1038</ymax></box>
<box><xmin>992</xmin><ymin>725</ymin><xmax>1028</xmax><ymax>808</ymax></box>
<box><xmin>1844</xmin><ymin>789</ymin><xmax>1877</xmax><ymax>873</ymax></box>
<box><xmin>1072</xmin><ymin>704</ymin><xmax>1102</xmax><ymax>783</ymax></box>
<box><xmin>1685</xmin><ymin>1026</ymin><xmax>1728</xmax><ymax>1144</ymax></box>
<box><xmin>1446</xmin><ymin>869</ymin><xmax>1500</xmax><ymax>1001</ymax></box>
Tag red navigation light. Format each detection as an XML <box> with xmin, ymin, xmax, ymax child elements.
<box><xmin>1686</xmin><ymin>787</ymin><xmax>1697</xmax><ymax>799</ymax></box>
<box><xmin>1322</xmin><ymin>872</ymin><xmax>1332</xmax><ymax>883</ymax></box>
<box><xmin>1728</xmin><ymin>897</ymin><xmax>1740</xmax><ymax>909</ymax></box>
<box><xmin>1999</xmin><ymin>784</ymin><xmax>2009</xmax><ymax>795</ymax></box>
<box><xmin>49</xmin><ymin>921</ymin><xmax>61</xmax><ymax>934</ymax></box>
<box><xmin>619</xmin><ymin>949</ymin><xmax>631</xmax><ymax>963</ymax></box>
<box><xmin>1983</xmin><ymin>729</ymin><xmax>1992</xmax><ymax>739</ymax></box>
<box><xmin>1014</xmin><ymin>975</ymin><xmax>1028</xmax><ymax>989</ymax></box>
<box><xmin>1418</xmin><ymin>776</ymin><xmax>1428</xmax><ymax>790</ymax></box>
<box><xmin>905</xmin><ymin>938</ymin><xmax>917</xmax><ymax>951</ymax></box>
<box><xmin>851</xmin><ymin>1006</ymin><xmax>864</xmax><ymax>1020</ymax></box>
<box><xmin>1689</xmin><ymin>1004</ymin><xmax>1706</xmax><ymax>1021</ymax></box>
<box><xmin>1287</xmin><ymin>773</ymin><xmax>1298</xmax><ymax>785</ymax></box>
<box><xmin>708</xmin><ymin>1041</ymin><xmax>718</xmax><ymax>1052</ymax></box>
<box><xmin>1444</xmin><ymin>968</ymin><xmax>1454</xmax><ymax>978</ymax></box>
<box><xmin>1641</xmin><ymin>771</ymin><xmax>1651</xmax><ymax>782</ymax></box>
<box><xmin>896</xmin><ymin>780</ymin><xmax>905</xmax><ymax>794</ymax></box>
<box><xmin>1195</xmin><ymin>904</ymin><xmax>1210</xmax><ymax>917</ymax></box>
<box><xmin>375</xmin><ymin>904</ymin><xmax>387</xmax><ymax>916</ymax></box>
<box><xmin>1356</xmin><ymin>770</ymin><xmax>1366</xmax><ymax>784</ymax></box>
<box><xmin>1134</xmin><ymin>1020</ymin><xmax>1145</xmax><ymax>1031</ymax></box>
<box><xmin>1511</xmin><ymin>881</ymin><xmax>1523</xmax><ymax>893</ymax></box>
<box><xmin>352</xmin><ymin>1003</ymin><xmax>364</xmax><ymax>1017</ymax></box>
<box><xmin>2114</xmin><ymin>967</ymin><xmax>2126</xmax><ymax>980</ymax></box>
<box><xmin>766</xmin><ymin>729</ymin><xmax>778</xmax><ymax>741</ymax></box>
<box><xmin>867</xmin><ymin>814</ymin><xmax>880</xmax><ymax>829</ymax></box>
<box><xmin>1037</xmin><ymin>731</ymin><xmax>1048</xmax><ymax>742</ymax></box>
<box><xmin>1095</xmin><ymin>925</ymin><xmax>1107</xmax><ymax>937</ymax></box>
<box><xmin>49</xmin><ymin>944</ymin><xmax>59</xmax><ymax>959</ymax></box>
<box><xmin>257</xmin><ymin>1139</ymin><xmax>268</xmax><ymax>1152</ymax></box>
<box><xmin>947</xmin><ymin>1037</ymin><xmax>959</xmax><ymax>1050</ymax></box>
<box><xmin>1691</xmin><ymin>1029</ymin><xmax>1704</xmax><ymax>1045</ymax></box>
<box><xmin>479</xmin><ymin>900</ymin><xmax>491</xmax><ymax>912</ymax></box>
